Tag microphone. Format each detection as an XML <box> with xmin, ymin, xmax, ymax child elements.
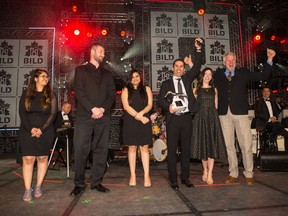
<box><xmin>196</xmin><ymin>40</ymin><xmax>205</xmax><ymax>47</ymax></box>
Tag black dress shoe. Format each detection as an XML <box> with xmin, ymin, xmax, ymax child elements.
<box><xmin>91</xmin><ymin>184</ymin><xmax>110</xmax><ymax>193</ymax></box>
<box><xmin>181</xmin><ymin>179</ymin><xmax>194</xmax><ymax>188</ymax></box>
<box><xmin>70</xmin><ymin>186</ymin><xmax>85</xmax><ymax>196</ymax></box>
<box><xmin>171</xmin><ymin>182</ymin><xmax>179</xmax><ymax>190</ymax></box>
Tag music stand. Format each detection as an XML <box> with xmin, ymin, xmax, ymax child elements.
<box><xmin>48</xmin><ymin>128</ymin><xmax>70</xmax><ymax>177</ymax></box>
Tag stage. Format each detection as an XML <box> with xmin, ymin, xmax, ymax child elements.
<box><xmin>0</xmin><ymin>152</ymin><xmax>288</xmax><ymax>216</ymax></box>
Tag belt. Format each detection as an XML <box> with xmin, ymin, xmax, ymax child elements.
<box><xmin>175</xmin><ymin>112</ymin><xmax>191</xmax><ymax>116</ymax></box>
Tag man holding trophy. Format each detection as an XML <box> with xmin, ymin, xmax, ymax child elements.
<box><xmin>157</xmin><ymin>37</ymin><xmax>203</xmax><ymax>190</ymax></box>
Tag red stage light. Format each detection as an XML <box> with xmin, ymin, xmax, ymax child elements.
<box><xmin>74</xmin><ymin>29</ymin><xmax>80</xmax><ymax>36</ymax></box>
<box><xmin>101</xmin><ymin>29</ymin><xmax>108</xmax><ymax>36</ymax></box>
<box><xmin>116</xmin><ymin>90</ymin><xmax>122</xmax><ymax>95</ymax></box>
<box><xmin>286</xmin><ymin>86</ymin><xmax>288</xmax><ymax>92</ymax></box>
<box><xmin>271</xmin><ymin>35</ymin><xmax>276</xmax><ymax>41</ymax></box>
<box><xmin>198</xmin><ymin>9</ymin><xmax>205</xmax><ymax>16</ymax></box>
<box><xmin>72</xmin><ymin>5</ymin><xmax>77</xmax><ymax>13</ymax></box>
<box><xmin>253</xmin><ymin>33</ymin><xmax>262</xmax><ymax>43</ymax></box>
<box><xmin>120</xmin><ymin>30</ymin><xmax>126</xmax><ymax>37</ymax></box>
<box><xmin>87</xmin><ymin>32</ymin><xmax>93</xmax><ymax>37</ymax></box>
<box><xmin>280</xmin><ymin>39</ymin><xmax>286</xmax><ymax>44</ymax></box>
<box><xmin>255</xmin><ymin>34</ymin><xmax>261</xmax><ymax>41</ymax></box>
<box><xmin>272</xmin><ymin>90</ymin><xmax>278</xmax><ymax>94</ymax></box>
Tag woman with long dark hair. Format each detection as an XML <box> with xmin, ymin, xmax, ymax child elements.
<box><xmin>190</xmin><ymin>67</ymin><xmax>227</xmax><ymax>185</ymax></box>
<box><xmin>19</xmin><ymin>68</ymin><xmax>57</xmax><ymax>201</ymax></box>
<box><xmin>121</xmin><ymin>70</ymin><xmax>153</xmax><ymax>187</ymax></box>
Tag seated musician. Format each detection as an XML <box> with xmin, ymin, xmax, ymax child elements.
<box><xmin>54</xmin><ymin>101</ymin><xmax>74</xmax><ymax>158</ymax></box>
<box><xmin>254</xmin><ymin>86</ymin><xmax>288</xmax><ymax>151</ymax></box>
<box><xmin>54</xmin><ymin>101</ymin><xmax>73</xmax><ymax>129</ymax></box>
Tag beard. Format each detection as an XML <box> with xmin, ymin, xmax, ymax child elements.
<box><xmin>94</xmin><ymin>55</ymin><xmax>104</xmax><ymax>64</ymax></box>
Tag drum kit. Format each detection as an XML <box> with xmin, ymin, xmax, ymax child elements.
<box><xmin>150</xmin><ymin>115</ymin><xmax>168</xmax><ymax>162</ymax></box>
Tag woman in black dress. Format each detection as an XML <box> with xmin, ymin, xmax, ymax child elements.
<box><xmin>19</xmin><ymin>68</ymin><xmax>57</xmax><ymax>201</ymax></box>
<box><xmin>191</xmin><ymin>68</ymin><xmax>227</xmax><ymax>185</ymax></box>
<box><xmin>121</xmin><ymin>70</ymin><xmax>153</xmax><ymax>187</ymax></box>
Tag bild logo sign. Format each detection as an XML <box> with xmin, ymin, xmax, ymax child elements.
<box><xmin>23</xmin><ymin>41</ymin><xmax>44</xmax><ymax>65</ymax></box>
<box><xmin>209</xmin><ymin>40</ymin><xmax>225</xmax><ymax>62</ymax></box>
<box><xmin>156</xmin><ymin>66</ymin><xmax>172</xmax><ymax>89</ymax></box>
<box><xmin>0</xmin><ymin>99</ymin><xmax>11</xmax><ymax>124</ymax></box>
<box><xmin>156</xmin><ymin>39</ymin><xmax>175</xmax><ymax>61</ymax></box>
<box><xmin>0</xmin><ymin>41</ymin><xmax>14</xmax><ymax>65</ymax></box>
<box><xmin>182</xmin><ymin>14</ymin><xmax>200</xmax><ymax>35</ymax></box>
<box><xmin>155</xmin><ymin>13</ymin><xmax>174</xmax><ymax>34</ymax></box>
<box><xmin>208</xmin><ymin>16</ymin><xmax>225</xmax><ymax>37</ymax></box>
<box><xmin>0</xmin><ymin>69</ymin><xmax>12</xmax><ymax>94</ymax></box>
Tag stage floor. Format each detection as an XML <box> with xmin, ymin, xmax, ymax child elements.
<box><xmin>0</xmin><ymin>153</ymin><xmax>288</xmax><ymax>216</ymax></box>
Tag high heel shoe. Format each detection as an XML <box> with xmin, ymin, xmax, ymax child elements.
<box><xmin>144</xmin><ymin>177</ymin><xmax>151</xmax><ymax>188</ymax></box>
<box><xmin>207</xmin><ymin>174</ymin><xmax>213</xmax><ymax>185</ymax></box>
<box><xmin>23</xmin><ymin>188</ymin><xmax>33</xmax><ymax>202</ymax></box>
<box><xmin>34</xmin><ymin>185</ymin><xmax>43</xmax><ymax>198</ymax></box>
<box><xmin>129</xmin><ymin>177</ymin><xmax>136</xmax><ymax>187</ymax></box>
<box><xmin>202</xmin><ymin>170</ymin><xmax>208</xmax><ymax>182</ymax></box>
<box><xmin>129</xmin><ymin>182</ymin><xmax>136</xmax><ymax>187</ymax></box>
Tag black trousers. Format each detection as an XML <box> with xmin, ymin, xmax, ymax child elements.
<box><xmin>266</xmin><ymin>122</ymin><xmax>288</xmax><ymax>151</ymax></box>
<box><xmin>166</xmin><ymin>114</ymin><xmax>192</xmax><ymax>182</ymax></box>
<box><xmin>73</xmin><ymin>116</ymin><xmax>110</xmax><ymax>188</ymax></box>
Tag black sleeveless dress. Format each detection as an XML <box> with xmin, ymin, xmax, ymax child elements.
<box><xmin>191</xmin><ymin>87</ymin><xmax>227</xmax><ymax>160</ymax></box>
<box><xmin>19</xmin><ymin>91</ymin><xmax>58</xmax><ymax>156</ymax></box>
<box><xmin>122</xmin><ymin>88</ymin><xmax>152</xmax><ymax>146</ymax></box>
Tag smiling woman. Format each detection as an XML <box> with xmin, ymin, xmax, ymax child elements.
<box><xmin>18</xmin><ymin>68</ymin><xmax>58</xmax><ymax>202</ymax></box>
<box><xmin>121</xmin><ymin>69</ymin><xmax>153</xmax><ymax>188</ymax></box>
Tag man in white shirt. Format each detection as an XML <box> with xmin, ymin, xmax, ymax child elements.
<box><xmin>255</xmin><ymin>86</ymin><xmax>288</xmax><ymax>152</ymax></box>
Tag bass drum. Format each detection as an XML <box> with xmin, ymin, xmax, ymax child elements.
<box><xmin>153</xmin><ymin>139</ymin><xmax>168</xmax><ymax>162</ymax></box>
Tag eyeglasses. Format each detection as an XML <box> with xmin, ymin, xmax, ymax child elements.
<box><xmin>38</xmin><ymin>75</ymin><xmax>50</xmax><ymax>79</ymax></box>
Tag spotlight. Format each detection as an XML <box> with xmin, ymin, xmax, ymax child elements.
<box><xmin>198</xmin><ymin>8</ymin><xmax>205</xmax><ymax>16</ymax></box>
<box><xmin>124</xmin><ymin>0</ymin><xmax>134</xmax><ymax>6</ymax></box>
<box><xmin>120</xmin><ymin>30</ymin><xmax>126</xmax><ymax>37</ymax></box>
<box><xmin>193</xmin><ymin>0</ymin><xmax>206</xmax><ymax>16</ymax></box>
<box><xmin>123</xmin><ymin>35</ymin><xmax>133</xmax><ymax>44</ymax></box>
<box><xmin>72</xmin><ymin>5</ymin><xmax>77</xmax><ymax>13</ymax></box>
<box><xmin>101</xmin><ymin>29</ymin><xmax>108</xmax><ymax>36</ymax></box>
<box><xmin>255</xmin><ymin>34</ymin><xmax>261</xmax><ymax>41</ymax></box>
<box><xmin>253</xmin><ymin>33</ymin><xmax>262</xmax><ymax>43</ymax></box>
<box><xmin>124</xmin><ymin>64</ymin><xmax>132</xmax><ymax>73</ymax></box>
<box><xmin>87</xmin><ymin>32</ymin><xmax>93</xmax><ymax>37</ymax></box>
<box><xmin>271</xmin><ymin>35</ymin><xmax>276</xmax><ymax>41</ymax></box>
<box><xmin>74</xmin><ymin>29</ymin><xmax>80</xmax><ymax>36</ymax></box>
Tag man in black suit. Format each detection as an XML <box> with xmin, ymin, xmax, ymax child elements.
<box><xmin>70</xmin><ymin>44</ymin><xmax>115</xmax><ymax>196</ymax></box>
<box><xmin>54</xmin><ymin>101</ymin><xmax>74</xmax><ymax>159</ymax></box>
<box><xmin>255</xmin><ymin>86</ymin><xmax>288</xmax><ymax>152</ymax></box>
<box><xmin>54</xmin><ymin>101</ymin><xmax>73</xmax><ymax>129</ymax></box>
<box><xmin>157</xmin><ymin>38</ymin><xmax>203</xmax><ymax>189</ymax></box>
<box><xmin>214</xmin><ymin>48</ymin><xmax>276</xmax><ymax>185</ymax></box>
